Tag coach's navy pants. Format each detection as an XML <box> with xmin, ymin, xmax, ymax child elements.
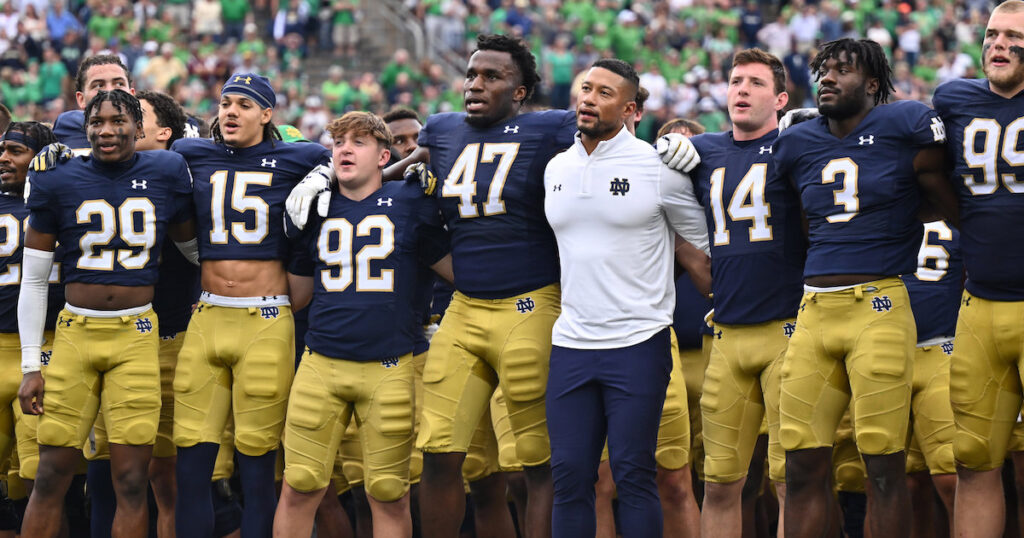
<box><xmin>547</xmin><ymin>328</ymin><xmax>672</xmax><ymax>538</ymax></box>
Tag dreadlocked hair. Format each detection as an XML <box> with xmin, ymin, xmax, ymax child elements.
<box><xmin>475</xmin><ymin>34</ymin><xmax>541</xmax><ymax>102</ymax></box>
<box><xmin>137</xmin><ymin>90</ymin><xmax>186</xmax><ymax>144</ymax></box>
<box><xmin>84</xmin><ymin>90</ymin><xmax>143</xmax><ymax>124</ymax></box>
<box><xmin>210</xmin><ymin>117</ymin><xmax>282</xmax><ymax>146</ymax></box>
<box><xmin>810</xmin><ymin>38</ymin><xmax>894</xmax><ymax>105</ymax></box>
<box><xmin>4</xmin><ymin>121</ymin><xmax>57</xmax><ymax>147</ymax></box>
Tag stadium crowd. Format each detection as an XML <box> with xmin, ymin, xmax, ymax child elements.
<box><xmin>0</xmin><ymin>0</ymin><xmax>1005</xmax><ymax>143</ymax></box>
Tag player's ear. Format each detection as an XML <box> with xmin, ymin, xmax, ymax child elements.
<box><xmin>75</xmin><ymin>91</ymin><xmax>86</xmax><ymax>110</ymax></box>
<box><xmin>378</xmin><ymin>145</ymin><xmax>391</xmax><ymax>168</ymax></box>
<box><xmin>259</xmin><ymin>107</ymin><xmax>273</xmax><ymax>126</ymax></box>
<box><xmin>866</xmin><ymin>77</ymin><xmax>880</xmax><ymax>98</ymax></box>
<box><xmin>135</xmin><ymin>121</ymin><xmax>145</xmax><ymax>140</ymax></box>
<box><xmin>156</xmin><ymin>126</ymin><xmax>172</xmax><ymax>143</ymax></box>
<box><xmin>513</xmin><ymin>84</ymin><xmax>528</xmax><ymax>105</ymax></box>
<box><xmin>622</xmin><ymin>100</ymin><xmax>637</xmax><ymax>122</ymax></box>
<box><xmin>775</xmin><ymin>90</ymin><xmax>789</xmax><ymax>111</ymax></box>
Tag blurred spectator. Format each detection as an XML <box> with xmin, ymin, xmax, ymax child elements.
<box><xmin>194</xmin><ymin>0</ymin><xmax>224</xmax><ymax>40</ymax></box>
<box><xmin>164</xmin><ymin>0</ymin><xmax>192</xmax><ymax>28</ymax></box>
<box><xmin>46</xmin><ymin>2</ymin><xmax>82</xmax><ymax>47</ymax></box>
<box><xmin>739</xmin><ymin>0</ymin><xmax>764</xmax><ymax>49</ymax></box>
<box><xmin>380</xmin><ymin>49</ymin><xmax>417</xmax><ymax>92</ymax></box>
<box><xmin>331</xmin><ymin>0</ymin><xmax>360</xmax><ymax>57</ymax></box>
<box><xmin>298</xmin><ymin>95</ymin><xmax>329</xmax><ymax>140</ymax></box>
<box><xmin>899</xmin><ymin>21</ymin><xmax>923</xmax><ymax>68</ymax></box>
<box><xmin>221</xmin><ymin>0</ymin><xmax>250</xmax><ymax>43</ymax></box>
<box><xmin>142</xmin><ymin>43</ymin><xmax>189</xmax><ymax>92</ymax></box>
<box><xmin>39</xmin><ymin>47</ymin><xmax>69</xmax><ymax>103</ymax></box>
<box><xmin>544</xmin><ymin>35</ymin><xmax>574</xmax><ymax>110</ymax></box>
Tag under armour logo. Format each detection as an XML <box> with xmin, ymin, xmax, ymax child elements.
<box><xmin>377</xmin><ymin>197</ymin><xmax>393</xmax><ymax>206</ymax></box>
<box><xmin>610</xmin><ymin>177</ymin><xmax>630</xmax><ymax>196</ymax></box>
<box><xmin>714</xmin><ymin>329</ymin><xmax>723</xmax><ymax>339</ymax></box>
<box><xmin>930</xmin><ymin>117</ymin><xmax>946</xmax><ymax>142</ymax></box>
<box><xmin>381</xmin><ymin>357</ymin><xmax>400</xmax><ymax>368</ymax></box>
<box><xmin>962</xmin><ymin>296</ymin><xmax>972</xmax><ymax>307</ymax></box>
<box><xmin>58</xmin><ymin>316</ymin><xmax>72</xmax><ymax>327</ymax></box>
<box><xmin>941</xmin><ymin>341</ymin><xmax>954</xmax><ymax>355</ymax></box>
<box><xmin>759</xmin><ymin>145</ymin><xmax>773</xmax><ymax>155</ymax></box>
<box><xmin>261</xmin><ymin>158</ymin><xmax>277</xmax><ymax>168</ymax></box>
<box><xmin>504</xmin><ymin>125</ymin><xmax>519</xmax><ymax>134</ymax></box>
<box><xmin>40</xmin><ymin>350</ymin><xmax>51</xmax><ymax>366</ymax></box>
<box><xmin>858</xmin><ymin>135</ymin><xmax>874</xmax><ymax>145</ymax></box>
<box><xmin>783</xmin><ymin>322</ymin><xmax>796</xmax><ymax>338</ymax></box>
<box><xmin>515</xmin><ymin>297</ymin><xmax>535</xmax><ymax>314</ymax></box>
<box><xmin>259</xmin><ymin>306</ymin><xmax>280</xmax><ymax>319</ymax></box>
<box><xmin>870</xmin><ymin>296</ymin><xmax>892</xmax><ymax>313</ymax></box>
<box><xmin>131</xmin><ymin>179</ymin><xmax>147</xmax><ymax>190</ymax></box>
<box><xmin>233</xmin><ymin>75</ymin><xmax>252</xmax><ymax>84</ymax></box>
<box><xmin>552</xmin><ymin>184</ymin><xmax>562</xmax><ymax>191</ymax></box>
<box><xmin>135</xmin><ymin>318</ymin><xmax>154</xmax><ymax>333</ymax></box>
<box><xmin>799</xmin><ymin>303</ymin><xmax>806</xmax><ymax>312</ymax></box>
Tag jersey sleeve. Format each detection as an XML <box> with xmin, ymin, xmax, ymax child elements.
<box><xmin>285</xmin><ymin>215</ymin><xmax>318</xmax><ymax>277</ymax></box>
<box><xmin>417</xmin><ymin>116</ymin><xmax>439</xmax><ymax>148</ymax></box>
<box><xmin>170</xmin><ymin>155</ymin><xmax>195</xmax><ymax>224</ymax></box>
<box><xmin>661</xmin><ymin>166</ymin><xmax>710</xmax><ymax>254</ymax></box>
<box><xmin>904</xmin><ymin>101</ymin><xmax>946</xmax><ymax>147</ymax></box>
<box><xmin>553</xmin><ymin>110</ymin><xmax>577</xmax><ymax>148</ymax></box>
<box><xmin>415</xmin><ymin>196</ymin><xmax>450</xmax><ymax>266</ymax></box>
<box><xmin>24</xmin><ymin>170</ymin><xmax>58</xmax><ymax>234</ymax></box>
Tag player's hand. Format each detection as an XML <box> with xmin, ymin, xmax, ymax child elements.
<box><xmin>657</xmin><ymin>133</ymin><xmax>700</xmax><ymax>173</ymax></box>
<box><xmin>778</xmin><ymin>108</ymin><xmax>820</xmax><ymax>132</ymax></box>
<box><xmin>18</xmin><ymin>372</ymin><xmax>44</xmax><ymax>415</ymax></box>
<box><xmin>404</xmin><ymin>163</ymin><xmax>437</xmax><ymax>196</ymax></box>
<box><xmin>286</xmin><ymin>162</ymin><xmax>334</xmax><ymax>230</ymax></box>
<box><xmin>29</xmin><ymin>142</ymin><xmax>72</xmax><ymax>172</ymax></box>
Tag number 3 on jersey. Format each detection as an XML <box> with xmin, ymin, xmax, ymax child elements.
<box><xmin>709</xmin><ymin>164</ymin><xmax>772</xmax><ymax>246</ymax></box>
<box><xmin>443</xmin><ymin>143</ymin><xmax>519</xmax><ymax>218</ymax></box>
<box><xmin>318</xmin><ymin>216</ymin><xmax>395</xmax><ymax>292</ymax></box>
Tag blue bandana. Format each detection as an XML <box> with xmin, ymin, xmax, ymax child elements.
<box><xmin>1</xmin><ymin>131</ymin><xmax>43</xmax><ymax>153</ymax></box>
<box><xmin>221</xmin><ymin>73</ymin><xmax>276</xmax><ymax>109</ymax></box>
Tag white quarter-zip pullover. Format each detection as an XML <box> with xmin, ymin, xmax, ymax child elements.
<box><xmin>544</xmin><ymin>126</ymin><xmax>709</xmax><ymax>349</ymax></box>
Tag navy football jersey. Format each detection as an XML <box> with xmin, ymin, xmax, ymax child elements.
<box><xmin>419</xmin><ymin>110</ymin><xmax>576</xmax><ymax>298</ymax></box>
<box><xmin>411</xmin><ymin>265</ymin><xmax>434</xmax><ymax>355</ymax></box>
<box><xmin>934</xmin><ymin>78</ymin><xmax>1024</xmax><ymax>300</ymax></box>
<box><xmin>171</xmin><ymin>138</ymin><xmax>330</xmax><ymax>262</ymax></box>
<box><xmin>53</xmin><ymin>110</ymin><xmax>91</xmax><ymax>154</ymax></box>
<box><xmin>293</xmin><ymin>181</ymin><xmax>450</xmax><ymax>361</ymax></box>
<box><xmin>902</xmin><ymin>221</ymin><xmax>963</xmax><ymax>342</ymax></box>
<box><xmin>690</xmin><ymin>130</ymin><xmax>805</xmax><ymax>324</ymax></box>
<box><xmin>26</xmin><ymin>151</ymin><xmax>193</xmax><ymax>286</ymax></box>
<box><xmin>673</xmin><ymin>273</ymin><xmax>713</xmax><ymax>350</ymax></box>
<box><xmin>773</xmin><ymin>100</ymin><xmax>946</xmax><ymax>278</ymax></box>
<box><xmin>0</xmin><ymin>194</ymin><xmax>63</xmax><ymax>332</ymax></box>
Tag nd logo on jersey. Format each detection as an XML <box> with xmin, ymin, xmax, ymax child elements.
<box><xmin>135</xmin><ymin>317</ymin><xmax>154</xmax><ymax>333</ymax></box>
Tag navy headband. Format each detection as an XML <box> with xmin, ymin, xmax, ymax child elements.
<box><xmin>0</xmin><ymin>131</ymin><xmax>43</xmax><ymax>153</ymax></box>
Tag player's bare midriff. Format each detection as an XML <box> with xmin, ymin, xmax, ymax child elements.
<box><xmin>65</xmin><ymin>282</ymin><xmax>155</xmax><ymax>311</ymax></box>
<box><xmin>805</xmin><ymin>274</ymin><xmax>888</xmax><ymax>287</ymax></box>
<box><xmin>201</xmin><ymin>259</ymin><xmax>289</xmax><ymax>297</ymax></box>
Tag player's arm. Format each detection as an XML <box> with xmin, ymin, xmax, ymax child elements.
<box><xmin>675</xmin><ymin>236</ymin><xmax>711</xmax><ymax>298</ymax></box>
<box><xmin>429</xmin><ymin>254</ymin><xmax>454</xmax><ymax>286</ymax></box>
<box><xmin>383</xmin><ymin>145</ymin><xmax>430</xmax><ymax>182</ymax></box>
<box><xmin>169</xmin><ymin>219</ymin><xmax>199</xmax><ymax>265</ymax></box>
<box><xmin>287</xmin><ymin>273</ymin><xmax>313</xmax><ymax>311</ymax></box>
<box><xmin>18</xmin><ymin>225</ymin><xmax>57</xmax><ymax>415</ymax></box>
<box><xmin>662</xmin><ymin>167</ymin><xmax>710</xmax><ymax>255</ymax></box>
<box><xmin>914</xmin><ymin>145</ymin><xmax>958</xmax><ymax>227</ymax></box>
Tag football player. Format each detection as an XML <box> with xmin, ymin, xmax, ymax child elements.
<box><xmin>687</xmin><ymin>48</ymin><xmax>804</xmax><ymax>538</ymax></box>
<box><xmin>902</xmin><ymin>220</ymin><xmax>961</xmax><ymax>536</ymax></box>
<box><xmin>273</xmin><ymin>111</ymin><xmax>452</xmax><ymax>538</ymax></box>
<box><xmin>53</xmin><ymin>55</ymin><xmax>134</xmax><ymax>156</ymax></box>
<box><xmin>0</xmin><ymin>122</ymin><xmax>63</xmax><ymax>497</ymax></box>
<box><xmin>170</xmin><ymin>73</ymin><xmax>331</xmax><ymax>537</ymax></box>
<box><xmin>935</xmin><ymin>2</ymin><xmax>1024</xmax><ymax>536</ymax></box>
<box><xmin>17</xmin><ymin>89</ymin><xmax>196</xmax><ymax>538</ymax></box>
<box><xmin>771</xmin><ymin>38</ymin><xmax>956</xmax><ymax>538</ymax></box>
<box><xmin>83</xmin><ymin>89</ymin><xmax>200</xmax><ymax>538</ymax></box>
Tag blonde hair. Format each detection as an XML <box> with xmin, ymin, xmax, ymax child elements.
<box><xmin>326</xmin><ymin>111</ymin><xmax>393</xmax><ymax>147</ymax></box>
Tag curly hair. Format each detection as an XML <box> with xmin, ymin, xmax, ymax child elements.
<box><xmin>84</xmin><ymin>90</ymin><xmax>143</xmax><ymax>124</ymax></box>
<box><xmin>475</xmin><ymin>34</ymin><xmax>541</xmax><ymax>102</ymax></box>
<box><xmin>381</xmin><ymin>106</ymin><xmax>420</xmax><ymax>124</ymax></box>
<box><xmin>4</xmin><ymin>121</ymin><xmax>57</xmax><ymax>149</ymax></box>
<box><xmin>137</xmin><ymin>90</ymin><xmax>187</xmax><ymax>144</ymax></box>
<box><xmin>810</xmin><ymin>38</ymin><xmax>894</xmax><ymax>105</ymax></box>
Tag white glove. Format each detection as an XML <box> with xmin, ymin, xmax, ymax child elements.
<box><xmin>657</xmin><ymin>133</ymin><xmax>700</xmax><ymax>173</ymax></box>
<box><xmin>778</xmin><ymin>107</ymin><xmax>820</xmax><ymax>132</ymax></box>
<box><xmin>286</xmin><ymin>162</ymin><xmax>334</xmax><ymax>230</ymax></box>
